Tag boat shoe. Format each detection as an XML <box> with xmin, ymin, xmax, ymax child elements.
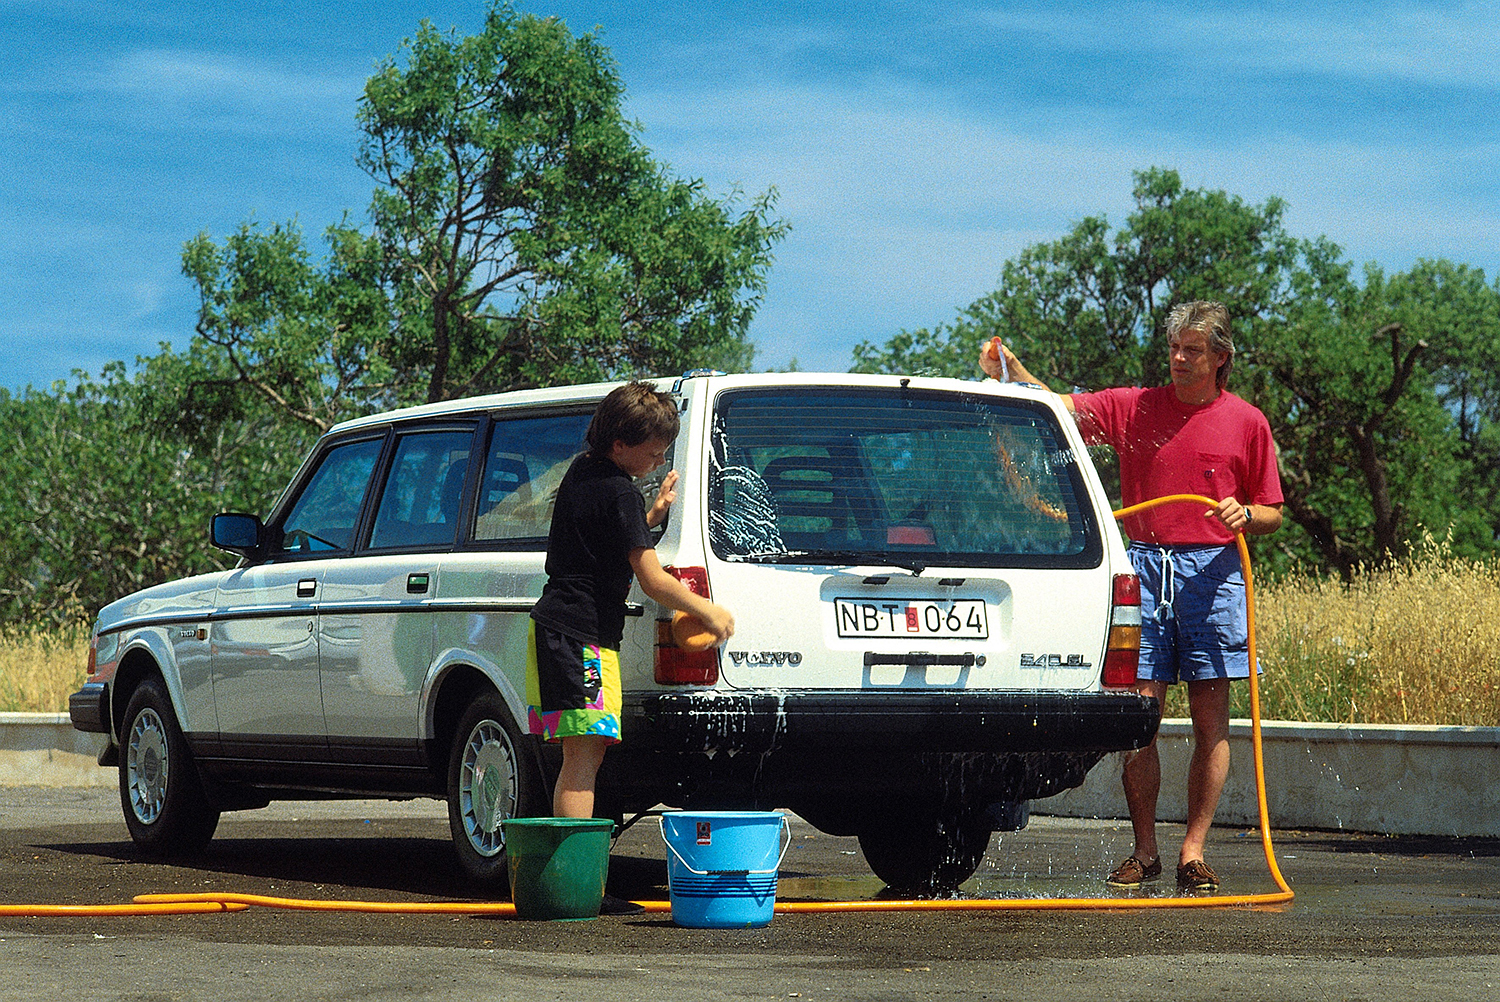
<box><xmin>1105</xmin><ymin>855</ymin><xmax>1163</xmax><ymax>887</ymax></box>
<box><xmin>1176</xmin><ymin>859</ymin><xmax>1220</xmax><ymax>891</ymax></box>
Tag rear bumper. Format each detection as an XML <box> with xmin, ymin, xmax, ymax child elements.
<box><xmin>621</xmin><ymin>689</ymin><xmax>1159</xmax><ymax>755</ymax></box>
<box><xmin>606</xmin><ymin>688</ymin><xmax>1159</xmax><ymax>821</ymax></box>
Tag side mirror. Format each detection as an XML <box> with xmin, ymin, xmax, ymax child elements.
<box><xmin>212</xmin><ymin>512</ymin><xmax>265</xmax><ymax>557</ymax></box>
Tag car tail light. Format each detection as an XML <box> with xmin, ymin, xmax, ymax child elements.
<box><xmin>1102</xmin><ymin>573</ymin><xmax>1141</xmax><ymax>689</ymax></box>
<box><xmin>654</xmin><ymin>566</ymin><xmax>719</xmax><ymax>685</ymax></box>
<box><xmin>665</xmin><ymin>565</ymin><xmax>710</xmax><ymax>599</ymax></box>
<box><xmin>87</xmin><ymin>634</ymin><xmax>98</xmax><ymax>678</ymax></box>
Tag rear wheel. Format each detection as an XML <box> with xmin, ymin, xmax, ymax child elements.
<box><xmin>118</xmin><ymin>678</ymin><xmax>220</xmax><ymax>855</ymax></box>
<box><xmin>446</xmin><ymin>691</ymin><xmax>544</xmax><ymax>888</ymax></box>
<box><xmin>858</xmin><ymin>810</ymin><xmax>990</xmax><ymax>895</ymax></box>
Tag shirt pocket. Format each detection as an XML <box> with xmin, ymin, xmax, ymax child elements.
<box><xmin>1195</xmin><ymin>453</ymin><xmax>1240</xmax><ymax>501</ymax></box>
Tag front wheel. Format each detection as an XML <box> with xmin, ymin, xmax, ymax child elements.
<box><xmin>446</xmin><ymin>691</ymin><xmax>543</xmax><ymax>889</ymax></box>
<box><xmin>858</xmin><ymin>810</ymin><xmax>990</xmax><ymax>895</ymax></box>
<box><xmin>118</xmin><ymin>678</ymin><xmax>220</xmax><ymax>855</ymax></box>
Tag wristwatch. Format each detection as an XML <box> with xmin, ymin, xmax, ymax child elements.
<box><xmin>1244</xmin><ymin>506</ymin><xmax>1255</xmax><ymax>528</ymax></box>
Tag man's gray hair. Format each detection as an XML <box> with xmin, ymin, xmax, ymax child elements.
<box><xmin>1165</xmin><ymin>300</ymin><xmax>1234</xmax><ymax>389</ymax></box>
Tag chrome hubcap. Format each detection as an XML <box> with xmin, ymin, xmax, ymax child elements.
<box><xmin>126</xmin><ymin>708</ymin><xmax>169</xmax><ymax>825</ymax></box>
<box><xmin>459</xmin><ymin>719</ymin><xmax>516</xmax><ymax>857</ymax></box>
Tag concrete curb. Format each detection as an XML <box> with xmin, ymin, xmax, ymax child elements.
<box><xmin>6</xmin><ymin>713</ymin><xmax>1499</xmax><ymax>835</ymax></box>
<box><xmin>0</xmin><ymin>713</ymin><xmax>115</xmax><ymax>789</ymax></box>
<box><xmin>1039</xmin><ymin>719</ymin><xmax>1500</xmax><ymax>837</ymax></box>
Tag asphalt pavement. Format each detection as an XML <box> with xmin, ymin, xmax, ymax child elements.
<box><xmin>2</xmin><ymin>786</ymin><xmax>1498</xmax><ymax>1001</ymax></box>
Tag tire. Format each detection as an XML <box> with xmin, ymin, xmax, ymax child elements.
<box><xmin>857</xmin><ymin>810</ymin><xmax>990</xmax><ymax>895</ymax></box>
<box><xmin>446</xmin><ymin>691</ymin><xmax>543</xmax><ymax>888</ymax></box>
<box><xmin>118</xmin><ymin>678</ymin><xmax>220</xmax><ymax>855</ymax></box>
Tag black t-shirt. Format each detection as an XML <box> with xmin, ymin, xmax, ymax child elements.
<box><xmin>530</xmin><ymin>453</ymin><xmax>654</xmax><ymax>648</ymax></box>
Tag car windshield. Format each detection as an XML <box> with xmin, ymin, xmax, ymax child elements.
<box><xmin>709</xmin><ymin>387</ymin><xmax>1101</xmax><ymax>569</ymax></box>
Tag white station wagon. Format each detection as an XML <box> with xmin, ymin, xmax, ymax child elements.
<box><xmin>71</xmin><ymin>371</ymin><xmax>1157</xmax><ymax>892</ymax></box>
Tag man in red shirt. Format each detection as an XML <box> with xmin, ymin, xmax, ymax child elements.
<box><xmin>980</xmin><ymin>301</ymin><xmax>1284</xmax><ymax>892</ymax></box>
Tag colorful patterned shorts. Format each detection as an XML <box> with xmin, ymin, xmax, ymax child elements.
<box><xmin>525</xmin><ymin>621</ymin><xmax>622</xmax><ymax>743</ymax></box>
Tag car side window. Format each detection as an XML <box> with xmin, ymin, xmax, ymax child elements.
<box><xmin>278</xmin><ymin>437</ymin><xmax>384</xmax><ymax>554</ymax></box>
<box><xmin>472</xmin><ymin>413</ymin><xmax>594</xmax><ymax>544</ymax></box>
<box><xmin>368</xmin><ymin>430</ymin><xmax>474</xmax><ymax>550</ymax></box>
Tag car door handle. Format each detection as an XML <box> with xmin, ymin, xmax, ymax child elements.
<box><xmin>407</xmin><ymin>573</ymin><xmax>431</xmax><ymax>595</ymax></box>
<box><xmin>297</xmin><ymin>578</ymin><xmax>317</xmax><ymax>598</ymax></box>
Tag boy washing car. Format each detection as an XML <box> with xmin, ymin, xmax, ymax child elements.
<box><xmin>528</xmin><ymin>381</ymin><xmax>735</xmax><ymax>822</ymax></box>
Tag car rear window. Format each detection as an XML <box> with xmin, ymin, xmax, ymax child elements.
<box><xmin>368</xmin><ymin>430</ymin><xmax>473</xmax><ymax>549</ymax></box>
<box><xmin>472</xmin><ymin>413</ymin><xmax>594</xmax><ymax>543</ymax></box>
<box><xmin>709</xmin><ymin>387</ymin><xmax>1102</xmax><ymax>569</ymax></box>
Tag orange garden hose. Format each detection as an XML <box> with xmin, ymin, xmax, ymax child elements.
<box><xmin>0</xmin><ymin>901</ymin><xmax>251</xmax><ymax>917</ymax></box>
<box><xmin>5</xmin><ymin>494</ymin><xmax>1290</xmax><ymax>917</ymax></box>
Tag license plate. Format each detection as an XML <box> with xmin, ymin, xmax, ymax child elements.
<box><xmin>834</xmin><ymin>598</ymin><xmax>989</xmax><ymax>639</ymax></box>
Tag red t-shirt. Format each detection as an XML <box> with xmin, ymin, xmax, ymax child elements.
<box><xmin>1069</xmin><ymin>385</ymin><xmax>1283</xmax><ymax>546</ymax></box>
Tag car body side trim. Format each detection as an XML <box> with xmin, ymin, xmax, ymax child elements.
<box><xmin>95</xmin><ymin>601</ymin><xmax>646</xmax><ymax>638</ymax></box>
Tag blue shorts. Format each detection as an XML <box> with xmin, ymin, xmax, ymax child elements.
<box><xmin>1129</xmin><ymin>543</ymin><xmax>1253</xmax><ymax>684</ymax></box>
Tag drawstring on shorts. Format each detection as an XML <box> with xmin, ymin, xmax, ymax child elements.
<box><xmin>1154</xmin><ymin>546</ymin><xmax>1176</xmax><ymax>622</ymax></box>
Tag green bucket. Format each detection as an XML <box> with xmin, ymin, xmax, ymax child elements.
<box><xmin>502</xmin><ymin>817</ymin><xmax>613</xmax><ymax>921</ymax></box>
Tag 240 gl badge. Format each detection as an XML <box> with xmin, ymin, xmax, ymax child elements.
<box><xmin>1020</xmin><ymin>653</ymin><xmax>1094</xmax><ymax>668</ymax></box>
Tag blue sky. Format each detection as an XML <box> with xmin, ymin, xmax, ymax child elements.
<box><xmin>4</xmin><ymin>1</ymin><xmax>1498</xmax><ymax>391</ymax></box>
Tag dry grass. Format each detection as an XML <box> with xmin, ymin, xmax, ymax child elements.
<box><xmin>4</xmin><ymin>539</ymin><xmax>1499</xmax><ymax>724</ymax></box>
<box><xmin>0</xmin><ymin>623</ymin><xmax>90</xmax><ymax>714</ymax></box>
<box><xmin>1162</xmin><ymin>534</ymin><xmax>1500</xmax><ymax>725</ymax></box>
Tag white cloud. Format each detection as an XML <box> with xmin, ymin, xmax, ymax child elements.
<box><xmin>130</xmin><ymin>274</ymin><xmax>174</xmax><ymax>321</ymax></box>
<box><xmin>637</xmin><ymin>81</ymin><xmax>1142</xmax><ymax>222</ymax></box>
<box><xmin>631</xmin><ymin>71</ymin><xmax>1500</xmax><ymax>370</ymax></box>
<box><xmin>958</xmin><ymin>1</ymin><xmax>1500</xmax><ymax>91</ymax></box>
<box><xmin>1199</xmin><ymin>2</ymin><xmax>1500</xmax><ymax>90</ymax></box>
<box><xmin>630</xmin><ymin>81</ymin><xmax>1151</xmax><ymax>368</ymax></box>
<box><xmin>7</xmin><ymin>2</ymin><xmax>1497</xmax><ymax>386</ymax></box>
<box><xmin>95</xmin><ymin>49</ymin><xmax>364</xmax><ymax>121</ymax></box>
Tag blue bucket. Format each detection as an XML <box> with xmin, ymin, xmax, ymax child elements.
<box><xmin>660</xmin><ymin>810</ymin><xmax>789</xmax><ymax>928</ymax></box>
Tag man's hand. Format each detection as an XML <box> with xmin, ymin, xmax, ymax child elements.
<box><xmin>978</xmin><ymin>338</ymin><xmax>1010</xmax><ymax>381</ymax></box>
<box><xmin>979</xmin><ymin>338</ymin><xmax>1043</xmax><ymax>386</ymax></box>
<box><xmin>1208</xmin><ymin>497</ymin><xmax>1253</xmax><ymax>534</ymax></box>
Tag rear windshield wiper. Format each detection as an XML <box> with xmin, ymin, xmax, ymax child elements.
<box><xmin>726</xmin><ymin>549</ymin><xmax>928</xmax><ymax>576</ymax></box>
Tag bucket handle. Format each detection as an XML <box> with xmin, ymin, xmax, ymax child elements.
<box><xmin>659</xmin><ymin>815</ymin><xmax>791</xmax><ymax>876</ymax></box>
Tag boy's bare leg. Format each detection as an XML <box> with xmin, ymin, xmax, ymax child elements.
<box><xmin>1121</xmin><ymin>679</ymin><xmax>1168</xmax><ymax>865</ymax></box>
<box><xmin>1180</xmin><ymin>677</ymin><xmax>1231</xmax><ymax>865</ymax></box>
<box><xmin>553</xmin><ymin>735</ymin><xmax>609</xmax><ymax>818</ymax></box>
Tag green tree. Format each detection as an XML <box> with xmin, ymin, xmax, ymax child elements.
<box><xmin>0</xmin><ymin>366</ymin><xmax>304</xmax><ymax>627</ymax></box>
<box><xmin>182</xmin><ymin>219</ymin><xmax>401</xmax><ymax>434</ymax></box>
<box><xmin>854</xmin><ymin>168</ymin><xmax>1311</xmax><ymax>390</ymax></box>
<box><xmin>183</xmin><ymin>3</ymin><xmax>784</xmax><ymax>433</ymax></box>
<box><xmin>853</xmin><ymin>168</ymin><xmax>1499</xmax><ymax>577</ymax></box>
<box><xmin>1253</xmin><ymin>263</ymin><xmax>1490</xmax><ymax>575</ymax></box>
<box><xmin>1379</xmin><ymin>260</ymin><xmax>1500</xmax><ymax>545</ymax></box>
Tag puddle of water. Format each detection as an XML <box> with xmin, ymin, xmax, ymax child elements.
<box><xmin>1278</xmin><ymin>882</ymin><xmax>1500</xmax><ymax>918</ymax></box>
<box><xmin>776</xmin><ymin>874</ymin><xmax>888</xmax><ymax>901</ymax></box>
<box><xmin>969</xmin><ymin>873</ymin><xmax>1142</xmax><ymax>899</ymax></box>
<box><xmin>776</xmin><ymin>871</ymin><xmax>1244</xmax><ymax>903</ymax></box>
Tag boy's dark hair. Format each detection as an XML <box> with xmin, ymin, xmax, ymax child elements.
<box><xmin>585</xmin><ymin>381</ymin><xmax>680</xmax><ymax>456</ymax></box>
